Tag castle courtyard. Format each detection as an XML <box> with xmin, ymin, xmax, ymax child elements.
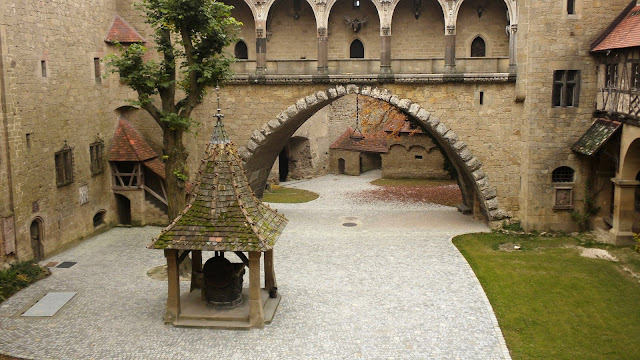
<box><xmin>0</xmin><ymin>171</ymin><xmax>508</xmax><ymax>359</ymax></box>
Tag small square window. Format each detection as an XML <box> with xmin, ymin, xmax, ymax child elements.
<box><xmin>55</xmin><ymin>145</ymin><xmax>74</xmax><ymax>187</ymax></box>
<box><xmin>415</xmin><ymin>155</ymin><xmax>423</xmax><ymax>160</ymax></box>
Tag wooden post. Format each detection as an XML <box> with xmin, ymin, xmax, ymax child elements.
<box><xmin>164</xmin><ymin>249</ymin><xmax>180</xmax><ymax>324</ymax></box>
<box><xmin>190</xmin><ymin>250</ymin><xmax>203</xmax><ymax>292</ymax></box>
<box><xmin>248</xmin><ymin>251</ymin><xmax>264</xmax><ymax>328</ymax></box>
<box><xmin>264</xmin><ymin>249</ymin><xmax>277</xmax><ymax>293</ymax></box>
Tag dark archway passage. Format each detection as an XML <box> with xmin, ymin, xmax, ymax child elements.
<box><xmin>240</xmin><ymin>85</ymin><xmax>508</xmax><ymax>222</ymax></box>
<box><xmin>30</xmin><ymin>218</ymin><xmax>44</xmax><ymax>262</ymax></box>
<box><xmin>278</xmin><ymin>148</ymin><xmax>289</xmax><ymax>182</ymax></box>
<box><xmin>115</xmin><ymin>194</ymin><xmax>132</xmax><ymax>225</ymax></box>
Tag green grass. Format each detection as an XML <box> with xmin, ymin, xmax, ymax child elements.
<box><xmin>452</xmin><ymin>233</ymin><xmax>640</xmax><ymax>360</ymax></box>
<box><xmin>370</xmin><ymin>178</ymin><xmax>456</xmax><ymax>187</ymax></box>
<box><xmin>0</xmin><ymin>261</ymin><xmax>50</xmax><ymax>303</ymax></box>
<box><xmin>262</xmin><ymin>186</ymin><xmax>319</xmax><ymax>203</ymax></box>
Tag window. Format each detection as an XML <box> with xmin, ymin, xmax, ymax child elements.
<box><xmin>552</xmin><ymin>166</ymin><xmax>575</xmax><ymax>210</ymax></box>
<box><xmin>415</xmin><ymin>155</ymin><xmax>423</xmax><ymax>160</ymax></box>
<box><xmin>234</xmin><ymin>41</ymin><xmax>248</xmax><ymax>60</ymax></box>
<box><xmin>94</xmin><ymin>58</ymin><xmax>101</xmax><ymax>84</ymax></box>
<box><xmin>567</xmin><ymin>0</ymin><xmax>575</xmax><ymax>15</ymax></box>
<box><xmin>93</xmin><ymin>211</ymin><xmax>106</xmax><ymax>228</ymax></box>
<box><xmin>90</xmin><ymin>141</ymin><xmax>104</xmax><ymax>176</ymax></box>
<box><xmin>552</xmin><ymin>166</ymin><xmax>575</xmax><ymax>183</ymax></box>
<box><xmin>41</xmin><ymin>60</ymin><xmax>47</xmax><ymax>78</ymax></box>
<box><xmin>605</xmin><ymin>64</ymin><xmax>618</xmax><ymax>88</ymax></box>
<box><xmin>471</xmin><ymin>36</ymin><xmax>486</xmax><ymax>57</ymax></box>
<box><xmin>353</xmin><ymin>0</ymin><xmax>360</xmax><ymax>9</ymax></box>
<box><xmin>631</xmin><ymin>63</ymin><xmax>639</xmax><ymax>90</ymax></box>
<box><xmin>55</xmin><ymin>144</ymin><xmax>74</xmax><ymax>187</ymax></box>
<box><xmin>552</xmin><ymin>70</ymin><xmax>580</xmax><ymax>107</ymax></box>
<box><xmin>350</xmin><ymin>39</ymin><xmax>364</xmax><ymax>59</ymax></box>
<box><xmin>635</xmin><ymin>171</ymin><xmax>640</xmax><ymax>212</ymax></box>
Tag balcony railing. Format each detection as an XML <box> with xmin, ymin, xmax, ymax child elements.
<box><xmin>230</xmin><ymin>57</ymin><xmax>511</xmax><ymax>77</ymax></box>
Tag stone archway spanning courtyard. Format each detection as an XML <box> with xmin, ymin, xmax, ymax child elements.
<box><xmin>238</xmin><ymin>84</ymin><xmax>509</xmax><ymax>222</ymax></box>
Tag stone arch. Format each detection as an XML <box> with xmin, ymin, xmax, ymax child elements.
<box><xmin>453</xmin><ymin>0</ymin><xmax>516</xmax><ymax>27</ymax></box>
<box><xmin>620</xmin><ymin>138</ymin><xmax>640</xmax><ymax>180</ymax></box>
<box><xmin>239</xmin><ymin>84</ymin><xmax>508</xmax><ymax>221</ymax></box>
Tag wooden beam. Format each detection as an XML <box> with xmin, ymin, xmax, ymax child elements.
<box><xmin>177</xmin><ymin>250</ymin><xmax>191</xmax><ymax>265</ymax></box>
<box><xmin>264</xmin><ymin>249</ymin><xmax>277</xmax><ymax>295</ymax></box>
<box><xmin>164</xmin><ymin>249</ymin><xmax>180</xmax><ymax>324</ymax></box>
<box><xmin>234</xmin><ymin>251</ymin><xmax>249</xmax><ymax>267</ymax></box>
<box><xmin>190</xmin><ymin>250</ymin><xmax>203</xmax><ymax>292</ymax></box>
<box><xmin>248</xmin><ymin>251</ymin><xmax>264</xmax><ymax>328</ymax></box>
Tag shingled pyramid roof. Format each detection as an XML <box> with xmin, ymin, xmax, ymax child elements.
<box><xmin>148</xmin><ymin>119</ymin><xmax>288</xmax><ymax>252</ymax></box>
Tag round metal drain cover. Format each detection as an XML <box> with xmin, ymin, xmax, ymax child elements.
<box><xmin>342</xmin><ymin>222</ymin><xmax>358</xmax><ymax>227</ymax></box>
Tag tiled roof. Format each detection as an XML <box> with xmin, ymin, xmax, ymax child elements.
<box><xmin>105</xmin><ymin>16</ymin><xmax>146</xmax><ymax>44</ymax></box>
<box><xmin>383</xmin><ymin>117</ymin><xmax>424</xmax><ymax>135</ymax></box>
<box><xmin>149</xmin><ymin>136</ymin><xmax>288</xmax><ymax>252</ymax></box>
<box><xmin>571</xmin><ymin>118</ymin><xmax>621</xmax><ymax>156</ymax></box>
<box><xmin>143</xmin><ymin>158</ymin><xmax>165</xmax><ymax>179</ymax></box>
<box><xmin>592</xmin><ymin>4</ymin><xmax>640</xmax><ymax>52</ymax></box>
<box><xmin>109</xmin><ymin>118</ymin><xmax>158</xmax><ymax>162</ymax></box>
<box><xmin>329</xmin><ymin>127</ymin><xmax>389</xmax><ymax>153</ymax></box>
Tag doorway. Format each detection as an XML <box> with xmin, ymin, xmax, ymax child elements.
<box><xmin>115</xmin><ymin>194</ymin><xmax>132</xmax><ymax>225</ymax></box>
<box><xmin>279</xmin><ymin>148</ymin><xmax>289</xmax><ymax>182</ymax></box>
<box><xmin>30</xmin><ymin>218</ymin><xmax>44</xmax><ymax>262</ymax></box>
<box><xmin>338</xmin><ymin>158</ymin><xmax>346</xmax><ymax>174</ymax></box>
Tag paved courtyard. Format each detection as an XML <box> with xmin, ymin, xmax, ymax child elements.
<box><xmin>0</xmin><ymin>170</ymin><xmax>510</xmax><ymax>359</ymax></box>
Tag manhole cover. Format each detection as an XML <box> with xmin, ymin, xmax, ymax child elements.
<box><xmin>56</xmin><ymin>262</ymin><xmax>77</xmax><ymax>268</ymax></box>
<box><xmin>342</xmin><ymin>222</ymin><xmax>358</xmax><ymax>227</ymax></box>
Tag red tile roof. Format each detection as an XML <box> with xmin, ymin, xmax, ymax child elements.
<box><xmin>109</xmin><ymin>118</ymin><xmax>158</xmax><ymax>162</ymax></box>
<box><xmin>143</xmin><ymin>158</ymin><xmax>166</xmax><ymax>179</ymax></box>
<box><xmin>592</xmin><ymin>5</ymin><xmax>640</xmax><ymax>52</ymax></box>
<box><xmin>105</xmin><ymin>16</ymin><xmax>146</xmax><ymax>44</ymax></box>
<box><xmin>330</xmin><ymin>127</ymin><xmax>389</xmax><ymax>153</ymax></box>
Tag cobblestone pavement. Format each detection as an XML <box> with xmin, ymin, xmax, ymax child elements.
<box><xmin>0</xmin><ymin>170</ymin><xmax>510</xmax><ymax>359</ymax></box>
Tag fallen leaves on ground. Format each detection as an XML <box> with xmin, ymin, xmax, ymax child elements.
<box><xmin>357</xmin><ymin>183</ymin><xmax>462</xmax><ymax>206</ymax></box>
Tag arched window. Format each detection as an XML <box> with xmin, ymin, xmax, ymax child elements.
<box><xmin>350</xmin><ymin>39</ymin><xmax>364</xmax><ymax>59</ymax></box>
<box><xmin>93</xmin><ymin>210</ymin><xmax>106</xmax><ymax>228</ymax></box>
<box><xmin>552</xmin><ymin>166</ymin><xmax>575</xmax><ymax>183</ymax></box>
<box><xmin>234</xmin><ymin>41</ymin><xmax>248</xmax><ymax>60</ymax></box>
<box><xmin>471</xmin><ymin>36</ymin><xmax>486</xmax><ymax>58</ymax></box>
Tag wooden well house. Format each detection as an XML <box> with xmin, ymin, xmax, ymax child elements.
<box><xmin>148</xmin><ymin>109</ymin><xmax>288</xmax><ymax>329</ymax></box>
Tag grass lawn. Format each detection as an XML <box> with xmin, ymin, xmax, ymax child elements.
<box><xmin>262</xmin><ymin>186</ymin><xmax>319</xmax><ymax>203</ymax></box>
<box><xmin>362</xmin><ymin>177</ymin><xmax>461</xmax><ymax>206</ymax></box>
<box><xmin>453</xmin><ymin>232</ymin><xmax>640</xmax><ymax>360</ymax></box>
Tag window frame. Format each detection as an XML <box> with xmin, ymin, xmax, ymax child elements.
<box><xmin>55</xmin><ymin>145</ymin><xmax>74</xmax><ymax>187</ymax></box>
<box><xmin>349</xmin><ymin>39</ymin><xmax>364</xmax><ymax>59</ymax></box>
<box><xmin>470</xmin><ymin>36</ymin><xmax>486</xmax><ymax>58</ymax></box>
<box><xmin>552</xmin><ymin>166</ymin><xmax>575</xmax><ymax>210</ymax></box>
<box><xmin>552</xmin><ymin>70</ymin><xmax>580</xmax><ymax>108</ymax></box>
<box><xmin>90</xmin><ymin>141</ymin><xmax>104</xmax><ymax>176</ymax></box>
<box><xmin>605</xmin><ymin>63</ymin><xmax>618</xmax><ymax>89</ymax></box>
<box><xmin>631</xmin><ymin>62</ymin><xmax>639</xmax><ymax>91</ymax></box>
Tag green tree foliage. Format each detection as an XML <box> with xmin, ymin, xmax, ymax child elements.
<box><xmin>106</xmin><ymin>0</ymin><xmax>240</xmax><ymax>219</ymax></box>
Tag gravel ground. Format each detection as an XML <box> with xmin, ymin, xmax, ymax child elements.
<box><xmin>0</xmin><ymin>170</ymin><xmax>509</xmax><ymax>359</ymax></box>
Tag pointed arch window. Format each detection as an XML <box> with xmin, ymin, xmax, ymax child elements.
<box><xmin>350</xmin><ymin>39</ymin><xmax>364</xmax><ymax>59</ymax></box>
<box><xmin>471</xmin><ymin>36</ymin><xmax>486</xmax><ymax>58</ymax></box>
<box><xmin>234</xmin><ymin>41</ymin><xmax>248</xmax><ymax>60</ymax></box>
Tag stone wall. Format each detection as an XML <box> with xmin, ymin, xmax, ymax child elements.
<box><xmin>382</xmin><ymin>134</ymin><xmax>450</xmax><ymax>179</ymax></box>
<box><xmin>329</xmin><ymin>149</ymin><xmax>361</xmax><ymax>176</ymax></box>
<box><xmin>327</xmin><ymin>0</ymin><xmax>381</xmax><ymax>59</ymax></box>
<box><xmin>517</xmin><ymin>0</ymin><xmax>631</xmax><ymax>231</ymax></box>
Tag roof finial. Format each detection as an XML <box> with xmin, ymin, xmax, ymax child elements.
<box><xmin>210</xmin><ymin>83</ymin><xmax>230</xmax><ymax>144</ymax></box>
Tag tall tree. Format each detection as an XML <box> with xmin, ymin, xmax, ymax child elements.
<box><xmin>106</xmin><ymin>0</ymin><xmax>240</xmax><ymax>219</ymax></box>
